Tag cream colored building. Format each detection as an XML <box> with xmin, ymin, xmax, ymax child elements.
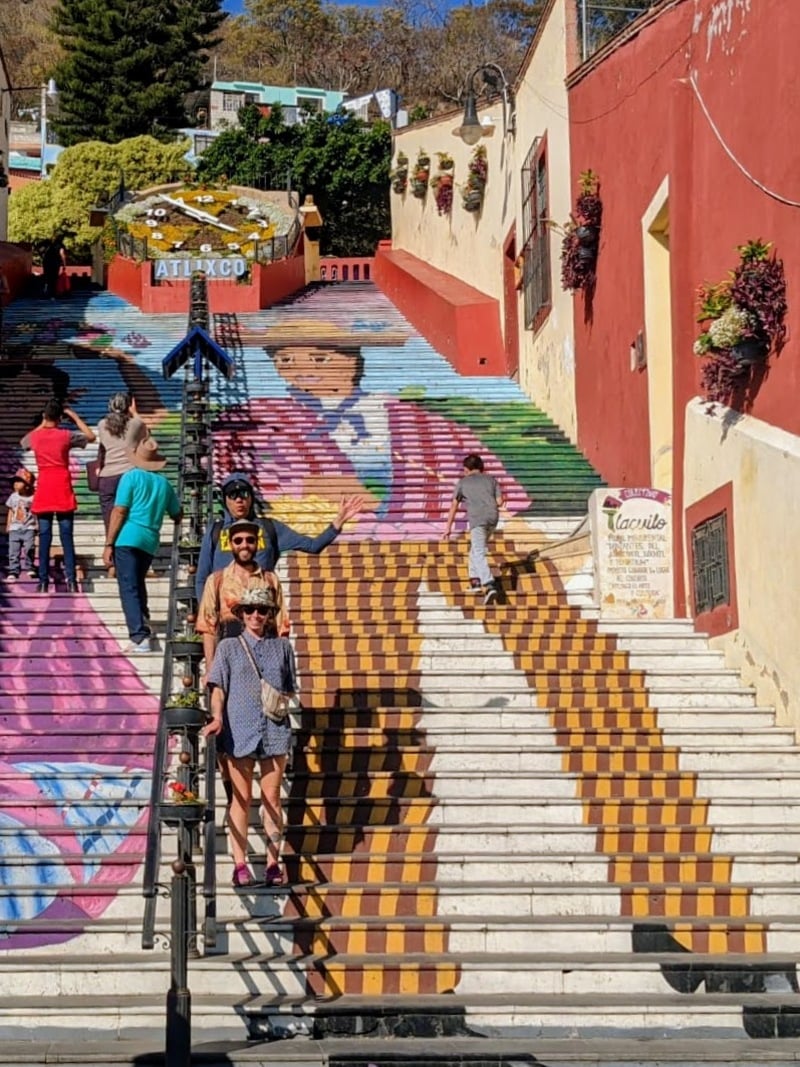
<box><xmin>390</xmin><ymin>0</ymin><xmax>579</xmax><ymax>440</ymax></box>
<box><xmin>0</xmin><ymin>48</ymin><xmax>10</xmax><ymax>241</ymax></box>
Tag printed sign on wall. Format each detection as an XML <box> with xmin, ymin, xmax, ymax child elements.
<box><xmin>589</xmin><ymin>488</ymin><xmax>673</xmax><ymax>618</ymax></box>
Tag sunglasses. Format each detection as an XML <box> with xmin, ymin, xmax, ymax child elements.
<box><xmin>231</xmin><ymin>536</ymin><xmax>257</xmax><ymax>546</ymax></box>
<box><xmin>225</xmin><ymin>487</ymin><xmax>251</xmax><ymax>500</ymax></box>
<box><xmin>241</xmin><ymin>604</ymin><xmax>275</xmax><ymax>616</ymax></box>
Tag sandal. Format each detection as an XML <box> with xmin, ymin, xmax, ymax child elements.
<box><xmin>264</xmin><ymin>862</ymin><xmax>286</xmax><ymax>886</ymax></box>
<box><xmin>232</xmin><ymin>863</ymin><xmax>254</xmax><ymax>888</ymax></box>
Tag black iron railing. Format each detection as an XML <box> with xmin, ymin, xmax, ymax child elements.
<box><xmin>141</xmin><ymin>277</ymin><xmax>222</xmax><ymax>1065</ymax></box>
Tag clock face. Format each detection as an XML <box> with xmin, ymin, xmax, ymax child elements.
<box><xmin>116</xmin><ymin>185</ymin><xmax>296</xmax><ymax>259</ymax></box>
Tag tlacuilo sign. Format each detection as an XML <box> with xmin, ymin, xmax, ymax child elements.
<box><xmin>589</xmin><ymin>487</ymin><xmax>673</xmax><ymax>618</ymax></box>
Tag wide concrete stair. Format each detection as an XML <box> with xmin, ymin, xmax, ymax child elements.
<box><xmin>1</xmin><ymin>285</ymin><xmax>800</xmax><ymax>1063</ymax></box>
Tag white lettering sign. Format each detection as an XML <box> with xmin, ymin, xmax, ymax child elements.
<box><xmin>589</xmin><ymin>487</ymin><xmax>674</xmax><ymax>618</ymax></box>
<box><xmin>152</xmin><ymin>257</ymin><xmax>248</xmax><ymax>281</ymax></box>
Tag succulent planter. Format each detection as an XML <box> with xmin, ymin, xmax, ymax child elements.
<box><xmin>159</xmin><ymin>801</ymin><xmax>204</xmax><ymax>826</ymax></box>
<box><xmin>164</xmin><ymin>703</ymin><xmax>206</xmax><ymax>729</ymax></box>
<box><xmin>182</xmin><ymin>467</ymin><xmax>208</xmax><ymax>485</ymax></box>
<box><xmin>183</xmin><ymin>440</ymin><xmax>209</xmax><ymax>459</ymax></box>
<box><xmin>174</xmin><ymin>583</ymin><xmax>198</xmax><ymax>602</ymax></box>
<box><xmin>575</xmin><ymin>224</ymin><xmax>600</xmax><ymax>248</ymax></box>
<box><xmin>731</xmin><ymin>338</ymin><xmax>769</xmax><ymax>366</ymax></box>
<box><xmin>169</xmin><ymin>638</ymin><xmax>204</xmax><ymax>659</ymax></box>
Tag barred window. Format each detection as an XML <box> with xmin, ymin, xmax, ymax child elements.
<box><xmin>520</xmin><ymin>136</ymin><xmax>551</xmax><ymax>331</ymax></box>
<box><xmin>223</xmin><ymin>94</ymin><xmax>243</xmax><ymax>112</ymax></box>
<box><xmin>692</xmin><ymin>511</ymin><xmax>730</xmax><ymax>614</ymax></box>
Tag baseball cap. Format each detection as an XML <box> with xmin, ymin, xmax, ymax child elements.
<box><xmin>228</xmin><ymin>518</ymin><xmax>260</xmax><ymax>540</ymax></box>
<box><xmin>221</xmin><ymin>471</ymin><xmax>253</xmax><ymax>494</ymax></box>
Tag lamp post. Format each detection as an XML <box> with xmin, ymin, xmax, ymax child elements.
<box><xmin>455</xmin><ymin>63</ymin><xmax>515</xmax><ymax>146</ymax></box>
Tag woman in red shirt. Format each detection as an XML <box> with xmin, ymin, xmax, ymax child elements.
<box><xmin>21</xmin><ymin>398</ymin><xmax>96</xmax><ymax>592</ymax></box>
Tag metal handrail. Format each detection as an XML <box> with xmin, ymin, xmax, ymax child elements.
<box><xmin>141</xmin><ymin>376</ymin><xmax>195</xmax><ymax>947</ymax></box>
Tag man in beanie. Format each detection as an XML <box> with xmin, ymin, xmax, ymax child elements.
<box><xmin>194</xmin><ymin>471</ymin><xmax>364</xmax><ymax>598</ymax></box>
<box><xmin>103</xmin><ymin>437</ymin><xmax>182</xmax><ymax>655</ymax></box>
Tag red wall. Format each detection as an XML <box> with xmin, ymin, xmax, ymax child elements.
<box><xmin>568</xmin><ymin>0</ymin><xmax>800</xmax><ymax>613</ymax></box>
<box><xmin>569</xmin><ymin>0</ymin><xmax>800</xmax><ymax>482</ymax></box>
<box><xmin>108</xmin><ymin>254</ymin><xmax>305</xmax><ymax>313</ymax></box>
<box><xmin>373</xmin><ymin>243</ymin><xmax>507</xmax><ymax>376</ymax></box>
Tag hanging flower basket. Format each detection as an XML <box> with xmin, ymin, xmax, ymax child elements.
<box><xmin>461</xmin><ymin>145</ymin><xmax>487</xmax><ymax>212</ymax></box>
<box><xmin>560</xmin><ymin>170</ymin><xmax>602</xmax><ymax>292</ymax></box>
<box><xmin>412</xmin><ymin>150</ymin><xmax>431</xmax><ymax>198</ymax></box>
<box><xmin>694</xmin><ymin>239</ymin><xmax>787</xmax><ymax>404</ymax></box>
<box><xmin>390</xmin><ymin>152</ymin><xmax>409</xmax><ymax>194</ymax></box>
<box><xmin>431</xmin><ymin>173</ymin><xmax>454</xmax><ymax>216</ymax></box>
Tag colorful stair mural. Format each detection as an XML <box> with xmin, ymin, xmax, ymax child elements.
<box><xmin>0</xmin><ymin>283</ymin><xmax>799</xmax><ymax>1054</ymax></box>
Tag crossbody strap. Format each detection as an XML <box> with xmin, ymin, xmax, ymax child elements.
<box><xmin>238</xmin><ymin>634</ymin><xmax>263</xmax><ymax>681</ymax></box>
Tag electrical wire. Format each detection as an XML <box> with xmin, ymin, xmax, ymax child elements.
<box><xmin>689</xmin><ymin>71</ymin><xmax>800</xmax><ymax>209</ymax></box>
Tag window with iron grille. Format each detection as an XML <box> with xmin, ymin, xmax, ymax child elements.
<box><xmin>692</xmin><ymin>511</ymin><xmax>730</xmax><ymax>614</ymax></box>
<box><xmin>520</xmin><ymin>135</ymin><xmax>551</xmax><ymax>331</ymax></box>
<box><xmin>223</xmin><ymin>93</ymin><xmax>243</xmax><ymax>112</ymax></box>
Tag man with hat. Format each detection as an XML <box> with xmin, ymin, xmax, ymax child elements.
<box><xmin>194</xmin><ymin>470</ymin><xmax>363</xmax><ymax>599</ymax></box>
<box><xmin>195</xmin><ymin>515</ymin><xmax>286</xmax><ymax>678</ymax></box>
<box><xmin>103</xmin><ymin>437</ymin><xmax>182</xmax><ymax>655</ymax></box>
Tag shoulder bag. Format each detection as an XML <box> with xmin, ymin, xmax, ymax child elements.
<box><xmin>238</xmin><ymin>635</ymin><xmax>291</xmax><ymax>724</ymax></box>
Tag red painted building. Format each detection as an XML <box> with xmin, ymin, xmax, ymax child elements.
<box><xmin>566</xmin><ymin>0</ymin><xmax>800</xmax><ymax>724</ymax></box>
<box><xmin>568</xmin><ymin>0</ymin><xmax>800</xmax><ymax>600</ymax></box>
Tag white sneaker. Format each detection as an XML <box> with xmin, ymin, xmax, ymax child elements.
<box><xmin>122</xmin><ymin>637</ymin><xmax>155</xmax><ymax>655</ymax></box>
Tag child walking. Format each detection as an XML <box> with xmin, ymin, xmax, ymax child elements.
<box><xmin>443</xmin><ymin>453</ymin><xmax>503</xmax><ymax>605</ymax></box>
<box><xmin>5</xmin><ymin>468</ymin><xmax>37</xmax><ymax>581</ymax></box>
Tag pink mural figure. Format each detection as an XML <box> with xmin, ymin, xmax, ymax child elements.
<box><xmin>214</xmin><ymin>320</ymin><xmax>532</xmax><ymax>540</ymax></box>
<box><xmin>0</xmin><ymin>359</ymin><xmax>159</xmax><ymax>948</ymax></box>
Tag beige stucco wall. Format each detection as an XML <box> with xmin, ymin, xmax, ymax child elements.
<box><xmin>0</xmin><ymin>59</ymin><xmax>9</xmax><ymax>242</ymax></box>
<box><xmin>684</xmin><ymin>398</ymin><xmax>800</xmax><ymax>732</ymax></box>
<box><xmin>512</xmin><ymin>0</ymin><xmax>577</xmax><ymax>440</ymax></box>
<box><xmin>390</xmin><ymin>0</ymin><xmax>578</xmax><ymax>440</ymax></box>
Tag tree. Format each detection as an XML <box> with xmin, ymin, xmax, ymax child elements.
<box><xmin>0</xmin><ymin>0</ymin><xmax>61</xmax><ymax>107</ymax></box>
<box><xmin>9</xmin><ymin>135</ymin><xmax>190</xmax><ymax>260</ymax></box>
<box><xmin>50</xmin><ymin>0</ymin><xmax>226</xmax><ymax>145</ymax></box>
<box><xmin>197</xmin><ymin>106</ymin><xmax>391</xmax><ymax>257</ymax></box>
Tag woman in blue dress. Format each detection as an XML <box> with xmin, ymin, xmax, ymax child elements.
<box><xmin>203</xmin><ymin>586</ymin><xmax>296</xmax><ymax>888</ymax></box>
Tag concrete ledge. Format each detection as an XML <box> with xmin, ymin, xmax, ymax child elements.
<box><xmin>373</xmin><ymin>243</ymin><xmax>507</xmax><ymax>376</ymax></box>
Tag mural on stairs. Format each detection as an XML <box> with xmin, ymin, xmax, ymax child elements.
<box><xmin>0</xmin><ymin>287</ymin><xmax>600</xmax><ymax>954</ymax></box>
<box><xmin>6</xmin><ymin>287</ymin><xmax>788</xmax><ymax>1036</ymax></box>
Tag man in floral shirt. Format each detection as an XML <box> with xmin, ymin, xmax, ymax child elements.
<box><xmin>195</xmin><ymin>518</ymin><xmax>286</xmax><ymax>679</ymax></box>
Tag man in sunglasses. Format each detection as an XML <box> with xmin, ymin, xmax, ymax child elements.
<box><xmin>194</xmin><ymin>471</ymin><xmax>364</xmax><ymax>600</ymax></box>
<box><xmin>195</xmin><ymin>517</ymin><xmax>286</xmax><ymax>679</ymax></box>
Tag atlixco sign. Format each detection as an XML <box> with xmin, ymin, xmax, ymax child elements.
<box><xmin>152</xmin><ymin>257</ymin><xmax>249</xmax><ymax>280</ymax></box>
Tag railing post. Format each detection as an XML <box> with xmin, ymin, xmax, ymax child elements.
<box><xmin>166</xmin><ymin>857</ymin><xmax>192</xmax><ymax>1067</ymax></box>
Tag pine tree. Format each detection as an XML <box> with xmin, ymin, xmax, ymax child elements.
<box><xmin>50</xmin><ymin>0</ymin><xmax>225</xmax><ymax>146</ymax></box>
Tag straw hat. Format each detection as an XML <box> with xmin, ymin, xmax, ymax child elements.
<box><xmin>255</xmin><ymin>319</ymin><xmax>409</xmax><ymax>350</ymax></box>
<box><xmin>128</xmin><ymin>436</ymin><xmax>168</xmax><ymax>471</ymax></box>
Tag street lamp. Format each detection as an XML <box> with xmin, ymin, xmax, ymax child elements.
<box><xmin>455</xmin><ymin>63</ymin><xmax>515</xmax><ymax>146</ymax></box>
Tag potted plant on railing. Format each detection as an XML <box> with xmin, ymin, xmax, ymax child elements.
<box><xmin>164</xmin><ymin>689</ymin><xmax>205</xmax><ymax>728</ymax></box>
<box><xmin>391</xmin><ymin>152</ymin><xmax>409</xmax><ymax>194</ymax></box>
<box><xmin>169</xmin><ymin>631</ymin><xmax>204</xmax><ymax>659</ymax></box>
<box><xmin>461</xmin><ymin>145</ymin><xmax>488</xmax><ymax>213</ymax></box>
<box><xmin>160</xmin><ymin>779</ymin><xmax>204</xmax><ymax>825</ymax></box>
<box><xmin>411</xmin><ymin>151</ymin><xmax>431</xmax><ymax>198</ymax></box>
<box><xmin>560</xmin><ymin>170</ymin><xmax>602</xmax><ymax>292</ymax></box>
<box><xmin>694</xmin><ymin>239</ymin><xmax>787</xmax><ymax>405</ymax></box>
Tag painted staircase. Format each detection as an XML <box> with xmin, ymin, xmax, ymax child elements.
<box><xmin>0</xmin><ymin>285</ymin><xmax>799</xmax><ymax>1062</ymax></box>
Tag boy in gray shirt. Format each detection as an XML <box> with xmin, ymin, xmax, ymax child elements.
<box><xmin>443</xmin><ymin>453</ymin><xmax>503</xmax><ymax>605</ymax></box>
